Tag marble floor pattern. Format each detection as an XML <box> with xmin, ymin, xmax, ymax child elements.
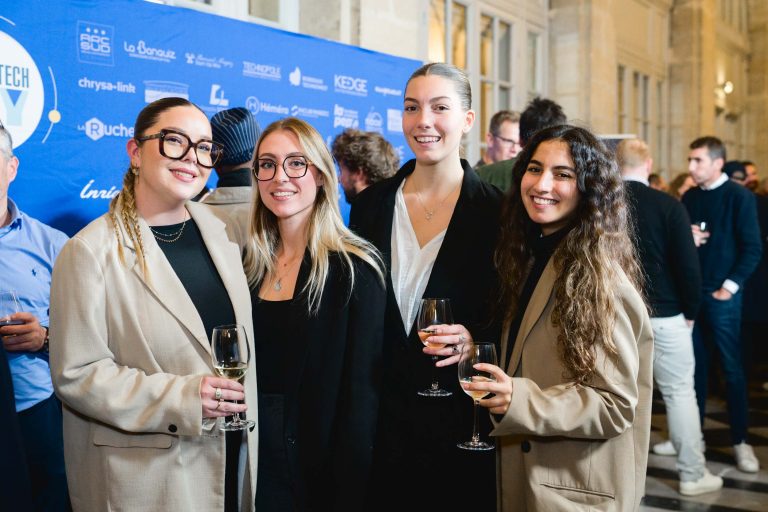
<box><xmin>641</xmin><ymin>374</ymin><xmax>768</xmax><ymax>511</ymax></box>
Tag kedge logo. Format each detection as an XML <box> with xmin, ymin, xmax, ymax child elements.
<box><xmin>334</xmin><ymin>74</ymin><xmax>367</xmax><ymax>97</ymax></box>
<box><xmin>76</xmin><ymin>21</ymin><xmax>114</xmax><ymax>66</ymax></box>
<box><xmin>0</xmin><ymin>31</ymin><xmax>45</xmax><ymax>147</ymax></box>
<box><xmin>79</xmin><ymin>117</ymin><xmax>133</xmax><ymax>141</ymax></box>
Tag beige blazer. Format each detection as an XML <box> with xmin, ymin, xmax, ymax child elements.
<box><xmin>491</xmin><ymin>261</ymin><xmax>653</xmax><ymax>512</ymax></box>
<box><xmin>49</xmin><ymin>201</ymin><xmax>258</xmax><ymax>512</ymax></box>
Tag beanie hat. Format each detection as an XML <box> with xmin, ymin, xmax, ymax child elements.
<box><xmin>211</xmin><ymin>107</ymin><xmax>260</xmax><ymax>167</ymax></box>
<box><xmin>723</xmin><ymin>160</ymin><xmax>746</xmax><ymax>180</ymax></box>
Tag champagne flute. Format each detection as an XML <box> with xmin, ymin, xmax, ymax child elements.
<box><xmin>457</xmin><ymin>342</ymin><xmax>497</xmax><ymax>450</ymax></box>
<box><xmin>211</xmin><ymin>324</ymin><xmax>255</xmax><ymax>431</ymax></box>
<box><xmin>0</xmin><ymin>290</ymin><xmax>23</xmax><ymax>326</ymax></box>
<box><xmin>416</xmin><ymin>298</ymin><xmax>452</xmax><ymax>397</ymax></box>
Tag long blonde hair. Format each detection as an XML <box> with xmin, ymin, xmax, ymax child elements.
<box><xmin>243</xmin><ymin>117</ymin><xmax>383</xmax><ymax>314</ymax></box>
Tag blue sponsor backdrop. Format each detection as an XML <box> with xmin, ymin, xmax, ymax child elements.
<box><xmin>0</xmin><ymin>0</ymin><xmax>418</xmax><ymax>235</ymax></box>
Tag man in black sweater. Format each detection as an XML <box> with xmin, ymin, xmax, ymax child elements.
<box><xmin>618</xmin><ymin>139</ymin><xmax>722</xmax><ymax>496</ymax></box>
<box><xmin>682</xmin><ymin>136</ymin><xmax>762</xmax><ymax>473</ymax></box>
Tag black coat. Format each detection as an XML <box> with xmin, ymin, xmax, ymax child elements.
<box><xmin>253</xmin><ymin>252</ymin><xmax>386</xmax><ymax>511</ymax></box>
<box><xmin>350</xmin><ymin>159</ymin><xmax>502</xmax><ymax>511</ymax></box>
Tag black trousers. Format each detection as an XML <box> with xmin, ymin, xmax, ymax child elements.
<box><xmin>18</xmin><ymin>394</ymin><xmax>71</xmax><ymax>512</ymax></box>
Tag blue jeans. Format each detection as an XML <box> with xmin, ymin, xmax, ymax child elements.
<box><xmin>652</xmin><ymin>314</ymin><xmax>706</xmax><ymax>481</ymax></box>
<box><xmin>692</xmin><ymin>293</ymin><xmax>749</xmax><ymax>444</ymax></box>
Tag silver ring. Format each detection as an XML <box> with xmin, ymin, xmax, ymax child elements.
<box><xmin>452</xmin><ymin>345</ymin><xmax>460</xmax><ymax>355</ymax></box>
<box><xmin>214</xmin><ymin>387</ymin><xmax>222</xmax><ymax>400</ymax></box>
<box><xmin>214</xmin><ymin>399</ymin><xmax>222</xmax><ymax>410</ymax></box>
<box><xmin>458</xmin><ymin>334</ymin><xmax>466</xmax><ymax>343</ymax></box>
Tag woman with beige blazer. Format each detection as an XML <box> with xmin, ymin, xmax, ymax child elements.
<box><xmin>49</xmin><ymin>98</ymin><xmax>258</xmax><ymax>512</ymax></box>
<box><xmin>462</xmin><ymin>125</ymin><xmax>654</xmax><ymax>511</ymax></box>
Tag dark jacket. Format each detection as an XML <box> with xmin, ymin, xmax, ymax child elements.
<box><xmin>624</xmin><ymin>179</ymin><xmax>702</xmax><ymax>319</ymax></box>
<box><xmin>350</xmin><ymin>159</ymin><xmax>502</xmax><ymax>511</ymax></box>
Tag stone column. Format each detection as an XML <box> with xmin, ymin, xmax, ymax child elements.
<box><xmin>747</xmin><ymin>0</ymin><xmax>768</xmax><ymax>173</ymax></box>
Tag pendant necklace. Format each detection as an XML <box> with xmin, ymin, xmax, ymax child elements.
<box><xmin>414</xmin><ymin>179</ymin><xmax>462</xmax><ymax>221</ymax></box>
<box><xmin>272</xmin><ymin>255</ymin><xmax>302</xmax><ymax>291</ymax></box>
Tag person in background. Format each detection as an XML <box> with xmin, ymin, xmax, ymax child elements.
<box><xmin>668</xmin><ymin>171</ymin><xmax>695</xmax><ymax>200</ymax></box>
<box><xmin>742</xmin><ymin>160</ymin><xmax>759</xmax><ymax>192</ymax></box>
<box><xmin>475</xmin><ymin>110</ymin><xmax>521</xmax><ymax>169</ymax></box>
<box><xmin>49</xmin><ymin>97</ymin><xmax>258</xmax><ymax>511</ymax></box>
<box><xmin>463</xmin><ymin>125</ymin><xmax>653</xmax><ymax>510</ymax></box>
<box><xmin>351</xmin><ymin>62</ymin><xmax>502</xmax><ymax>512</ymax></box>
<box><xmin>331</xmin><ymin>128</ymin><xmax>399</xmax><ymax>204</ymax></box>
<box><xmin>244</xmin><ymin>117</ymin><xmax>386</xmax><ymax>511</ymax></box>
<box><xmin>477</xmin><ymin>97</ymin><xmax>567</xmax><ymax>192</ymax></box>
<box><xmin>203</xmin><ymin>107</ymin><xmax>261</xmax><ymax>219</ymax></box>
<box><xmin>682</xmin><ymin>136</ymin><xmax>762</xmax><ymax>473</ymax></box>
<box><xmin>0</xmin><ymin>123</ymin><xmax>71</xmax><ymax>512</ymax></box>
<box><xmin>723</xmin><ymin>160</ymin><xmax>748</xmax><ymax>186</ymax></box>
<box><xmin>618</xmin><ymin>138</ymin><xmax>722</xmax><ymax>496</ymax></box>
<box><xmin>649</xmin><ymin>172</ymin><xmax>668</xmax><ymax>192</ymax></box>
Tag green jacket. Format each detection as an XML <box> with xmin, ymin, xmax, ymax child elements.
<box><xmin>476</xmin><ymin>157</ymin><xmax>517</xmax><ymax>192</ymax></box>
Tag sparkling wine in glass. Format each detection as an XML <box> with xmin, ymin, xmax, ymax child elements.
<box><xmin>211</xmin><ymin>324</ymin><xmax>255</xmax><ymax>431</ymax></box>
<box><xmin>416</xmin><ymin>298</ymin><xmax>452</xmax><ymax>397</ymax></box>
<box><xmin>0</xmin><ymin>290</ymin><xmax>23</xmax><ymax>327</ymax></box>
<box><xmin>458</xmin><ymin>342</ymin><xmax>497</xmax><ymax>450</ymax></box>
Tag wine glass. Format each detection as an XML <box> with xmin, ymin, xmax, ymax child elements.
<box><xmin>457</xmin><ymin>342</ymin><xmax>498</xmax><ymax>450</ymax></box>
<box><xmin>416</xmin><ymin>298</ymin><xmax>453</xmax><ymax>397</ymax></box>
<box><xmin>0</xmin><ymin>290</ymin><xmax>23</xmax><ymax>326</ymax></box>
<box><xmin>210</xmin><ymin>324</ymin><xmax>255</xmax><ymax>431</ymax></box>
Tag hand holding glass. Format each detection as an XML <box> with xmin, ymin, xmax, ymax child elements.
<box><xmin>0</xmin><ymin>290</ymin><xmax>23</xmax><ymax>327</ymax></box>
<box><xmin>458</xmin><ymin>342</ymin><xmax>497</xmax><ymax>450</ymax></box>
<box><xmin>416</xmin><ymin>298</ymin><xmax>453</xmax><ymax>397</ymax></box>
<box><xmin>211</xmin><ymin>324</ymin><xmax>255</xmax><ymax>431</ymax></box>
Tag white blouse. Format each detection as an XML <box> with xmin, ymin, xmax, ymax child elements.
<box><xmin>390</xmin><ymin>180</ymin><xmax>447</xmax><ymax>335</ymax></box>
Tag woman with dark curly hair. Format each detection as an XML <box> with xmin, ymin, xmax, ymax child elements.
<box><xmin>461</xmin><ymin>124</ymin><xmax>654</xmax><ymax>511</ymax></box>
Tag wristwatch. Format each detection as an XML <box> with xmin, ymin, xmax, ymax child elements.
<box><xmin>40</xmin><ymin>326</ymin><xmax>50</xmax><ymax>353</ymax></box>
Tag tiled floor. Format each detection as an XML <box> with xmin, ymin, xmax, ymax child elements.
<box><xmin>641</xmin><ymin>372</ymin><xmax>768</xmax><ymax>511</ymax></box>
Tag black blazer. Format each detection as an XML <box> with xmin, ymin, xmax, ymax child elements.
<box><xmin>350</xmin><ymin>159</ymin><xmax>502</xmax><ymax>510</ymax></box>
<box><xmin>253</xmin><ymin>252</ymin><xmax>386</xmax><ymax>511</ymax></box>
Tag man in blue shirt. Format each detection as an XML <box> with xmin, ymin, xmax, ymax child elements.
<box><xmin>0</xmin><ymin>124</ymin><xmax>71</xmax><ymax>510</ymax></box>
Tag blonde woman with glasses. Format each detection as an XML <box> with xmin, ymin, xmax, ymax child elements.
<box><xmin>243</xmin><ymin>117</ymin><xmax>386</xmax><ymax>511</ymax></box>
<box><xmin>50</xmin><ymin>97</ymin><xmax>258</xmax><ymax>511</ymax></box>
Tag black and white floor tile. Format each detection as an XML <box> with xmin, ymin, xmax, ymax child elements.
<box><xmin>641</xmin><ymin>371</ymin><xmax>768</xmax><ymax>511</ymax></box>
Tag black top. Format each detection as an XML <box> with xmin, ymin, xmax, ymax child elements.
<box><xmin>624</xmin><ymin>180</ymin><xmax>702</xmax><ymax>319</ymax></box>
<box><xmin>252</xmin><ymin>298</ymin><xmax>293</xmax><ymax>394</ymax></box>
<box><xmin>682</xmin><ymin>180</ymin><xmax>762</xmax><ymax>292</ymax></box>
<box><xmin>216</xmin><ymin>167</ymin><xmax>252</xmax><ymax>188</ymax></box>
<box><xmin>350</xmin><ymin>159</ymin><xmax>503</xmax><ymax>512</ymax></box>
<box><xmin>504</xmin><ymin>226</ymin><xmax>571</xmax><ymax>370</ymax></box>
<box><xmin>152</xmin><ymin>219</ymin><xmax>235</xmax><ymax>339</ymax></box>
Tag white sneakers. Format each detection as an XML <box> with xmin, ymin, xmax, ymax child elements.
<box><xmin>733</xmin><ymin>442</ymin><xmax>760</xmax><ymax>473</ymax></box>
<box><xmin>679</xmin><ymin>470</ymin><xmax>724</xmax><ymax>496</ymax></box>
<box><xmin>652</xmin><ymin>439</ymin><xmax>706</xmax><ymax>456</ymax></box>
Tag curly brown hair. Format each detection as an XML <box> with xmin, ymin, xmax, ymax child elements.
<box><xmin>331</xmin><ymin>129</ymin><xmax>399</xmax><ymax>186</ymax></box>
<box><xmin>495</xmin><ymin>125</ymin><xmax>644</xmax><ymax>385</ymax></box>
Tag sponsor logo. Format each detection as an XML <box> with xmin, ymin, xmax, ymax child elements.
<box><xmin>123</xmin><ymin>40</ymin><xmax>176</xmax><ymax>63</ymax></box>
<box><xmin>78</xmin><ymin>117</ymin><xmax>134</xmax><ymax>141</ymax></box>
<box><xmin>209</xmin><ymin>84</ymin><xmax>229</xmax><ymax>107</ymax></box>
<box><xmin>333</xmin><ymin>104</ymin><xmax>359</xmax><ymax>129</ymax></box>
<box><xmin>387</xmin><ymin>108</ymin><xmax>402</xmax><ymax>133</ymax></box>
<box><xmin>364</xmin><ymin>108</ymin><xmax>384</xmax><ymax>133</ymax></box>
<box><xmin>0</xmin><ymin>31</ymin><xmax>45</xmax><ymax>147</ymax></box>
<box><xmin>78</xmin><ymin>77</ymin><xmax>136</xmax><ymax>94</ymax></box>
<box><xmin>245</xmin><ymin>96</ymin><xmax>289</xmax><ymax>117</ymax></box>
<box><xmin>76</xmin><ymin>21</ymin><xmax>114</xmax><ymax>66</ymax></box>
<box><xmin>374</xmin><ymin>85</ymin><xmax>402</xmax><ymax>97</ymax></box>
<box><xmin>288</xmin><ymin>67</ymin><xmax>328</xmax><ymax>91</ymax></box>
<box><xmin>184</xmin><ymin>53</ymin><xmax>234</xmax><ymax>69</ymax></box>
<box><xmin>334</xmin><ymin>74</ymin><xmax>368</xmax><ymax>97</ymax></box>
<box><xmin>80</xmin><ymin>179</ymin><xmax>120</xmax><ymax>200</ymax></box>
<box><xmin>143</xmin><ymin>80</ymin><xmax>189</xmax><ymax>103</ymax></box>
<box><xmin>243</xmin><ymin>61</ymin><xmax>281</xmax><ymax>81</ymax></box>
<box><xmin>290</xmin><ymin>105</ymin><xmax>329</xmax><ymax>119</ymax></box>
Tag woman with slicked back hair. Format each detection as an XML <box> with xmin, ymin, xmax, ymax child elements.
<box><xmin>351</xmin><ymin>63</ymin><xmax>502</xmax><ymax>511</ymax></box>
<box><xmin>49</xmin><ymin>97</ymin><xmax>258</xmax><ymax>511</ymax></box>
<box><xmin>460</xmin><ymin>125</ymin><xmax>653</xmax><ymax>511</ymax></box>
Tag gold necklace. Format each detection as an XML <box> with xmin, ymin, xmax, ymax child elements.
<box><xmin>150</xmin><ymin>212</ymin><xmax>188</xmax><ymax>243</ymax></box>
<box><xmin>413</xmin><ymin>179</ymin><xmax>462</xmax><ymax>221</ymax></box>
<box><xmin>272</xmin><ymin>255</ymin><xmax>302</xmax><ymax>291</ymax></box>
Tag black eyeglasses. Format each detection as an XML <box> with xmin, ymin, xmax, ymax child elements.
<box><xmin>136</xmin><ymin>129</ymin><xmax>223</xmax><ymax>169</ymax></box>
<box><xmin>492</xmin><ymin>133</ymin><xmax>521</xmax><ymax>147</ymax></box>
<box><xmin>253</xmin><ymin>155</ymin><xmax>312</xmax><ymax>181</ymax></box>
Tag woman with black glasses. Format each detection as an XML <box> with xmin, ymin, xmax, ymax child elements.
<box><xmin>49</xmin><ymin>97</ymin><xmax>258</xmax><ymax>511</ymax></box>
<box><xmin>243</xmin><ymin>117</ymin><xmax>386</xmax><ymax>511</ymax></box>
